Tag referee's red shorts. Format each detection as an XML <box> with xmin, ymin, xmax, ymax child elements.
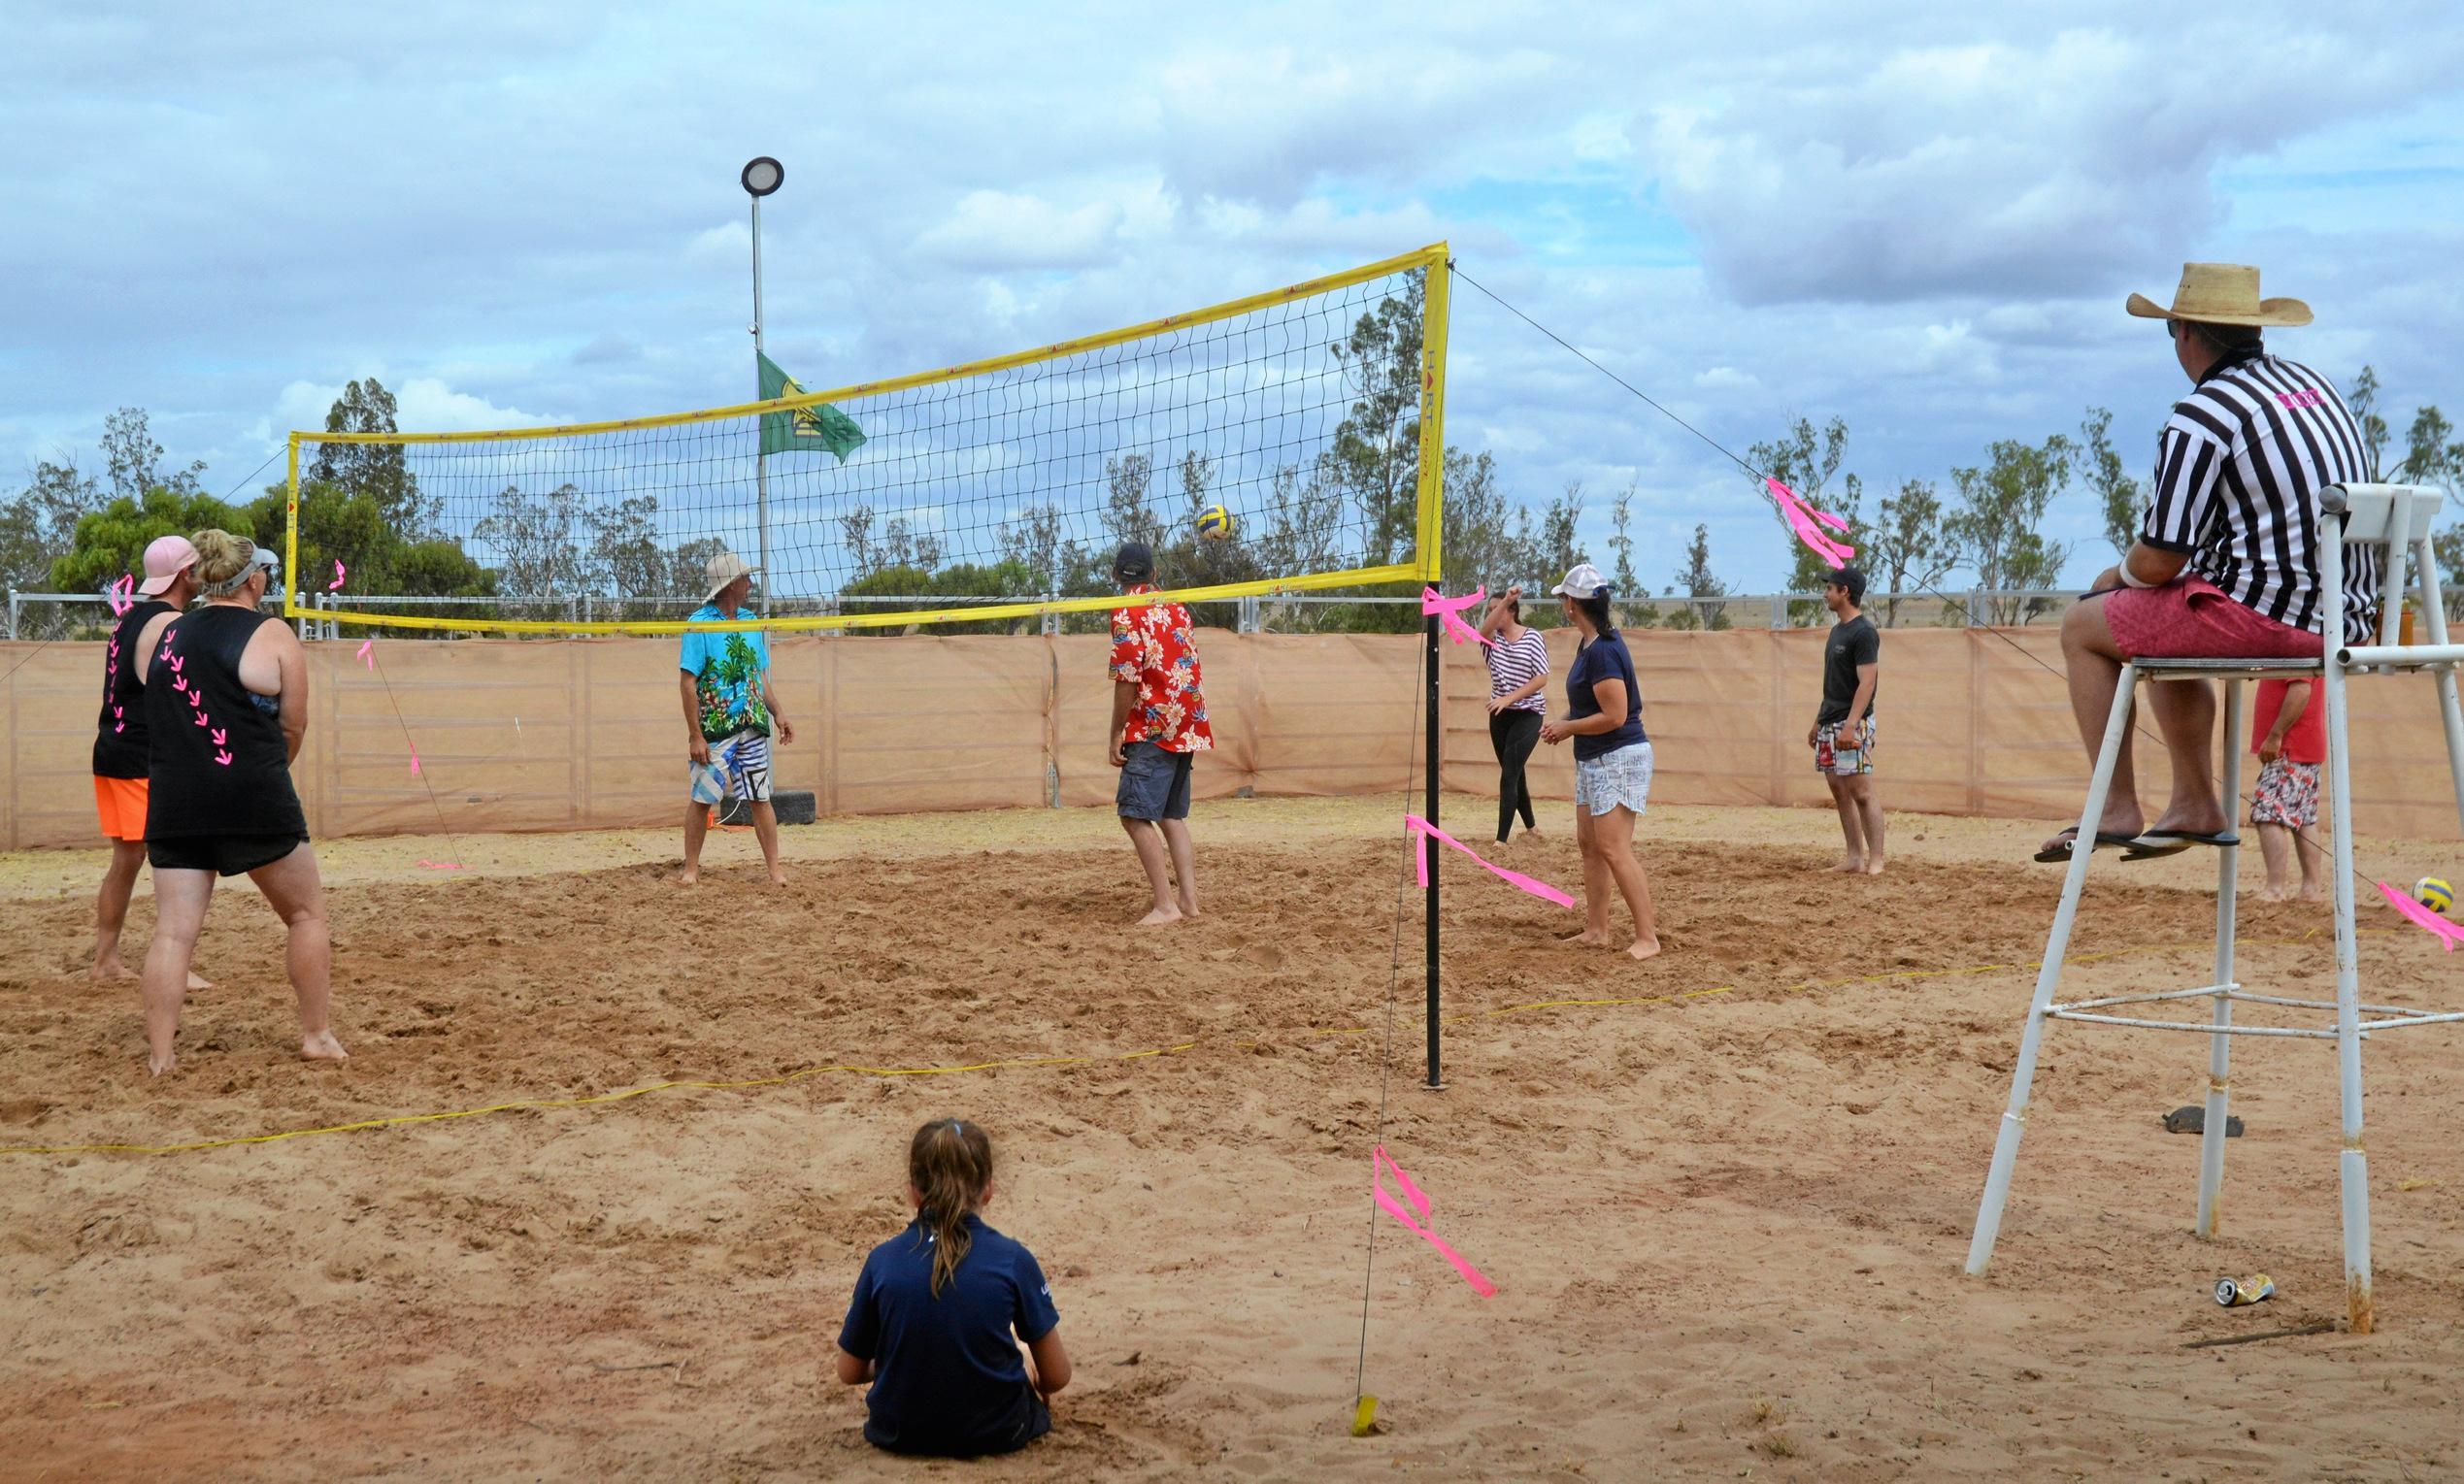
<box><xmin>2103</xmin><ymin>576</ymin><xmax>2324</xmax><ymax>661</ymax></box>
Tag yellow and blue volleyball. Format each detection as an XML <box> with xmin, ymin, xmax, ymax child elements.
<box><xmin>2414</xmin><ymin>876</ymin><xmax>2454</xmax><ymax>914</ymax></box>
<box><xmin>1196</xmin><ymin>504</ymin><xmax>1235</xmax><ymax>542</ymax></box>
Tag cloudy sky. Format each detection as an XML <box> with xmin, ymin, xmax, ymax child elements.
<box><xmin>6</xmin><ymin>1</ymin><xmax>2462</xmax><ymax>591</ymax></box>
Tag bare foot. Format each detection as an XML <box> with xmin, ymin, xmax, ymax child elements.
<box><xmin>2258</xmin><ymin>884</ymin><xmax>2291</xmax><ymax>903</ymax></box>
<box><xmin>679</xmin><ymin>864</ymin><xmax>701</xmax><ymax>886</ymax></box>
<box><xmin>769</xmin><ymin>869</ymin><xmax>788</xmax><ymax>887</ymax></box>
<box><xmin>1627</xmin><ymin>936</ymin><xmax>1663</xmax><ymax>962</ymax></box>
<box><xmin>1831</xmin><ymin>857</ymin><xmax>1865</xmax><ymax>874</ymax></box>
<box><xmin>91</xmin><ymin>957</ymin><xmax>137</xmax><ymax>984</ymax></box>
<box><xmin>1861</xmin><ymin>859</ymin><xmax>1885</xmax><ymax>876</ymax></box>
<box><xmin>186</xmin><ymin>971</ymin><xmax>214</xmax><ymax>991</ymax></box>
<box><xmin>2298</xmin><ymin>883</ymin><xmax>2330</xmax><ymax>903</ymax></box>
<box><xmin>1559</xmin><ymin>929</ymin><xmax>1614</xmax><ymax>948</ymax></box>
<box><xmin>149</xmin><ymin>1050</ymin><xmax>176</xmax><ymax>1077</ymax></box>
<box><xmin>1137</xmin><ymin>906</ymin><xmax>1185</xmax><ymax>927</ymax></box>
<box><xmin>1177</xmin><ymin>899</ymin><xmax>1202</xmax><ymax>923</ymax></box>
<box><xmin>301</xmin><ymin>1031</ymin><xmax>348</xmax><ymax>1063</ymax></box>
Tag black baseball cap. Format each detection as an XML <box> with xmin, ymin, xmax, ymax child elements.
<box><xmin>1828</xmin><ymin>565</ymin><xmax>1868</xmax><ymax>603</ymax></box>
<box><xmin>1113</xmin><ymin>542</ymin><xmax>1154</xmax><ymax>583</ymax></box>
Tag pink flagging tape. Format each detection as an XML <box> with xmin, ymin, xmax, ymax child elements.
<box><xmin>1373</xmin><ymin>1146</ymin><xmax>1496</xmax><ymax>1297</ymax></box>
<box><xmin>356</xmin><ymin>639</ymin><xmax>374</xmax><ymax>669</ymax></box>
<box><xmin>1768</xmin><ymin>478</ymin><xmax>1855</xmax><ymax>570</ymax></box>
<box><xmin>1420</xmin><ymin>585</ymin><xmax>1488</xmax><ymax>647</ymax></box>
<box><xmin>106</xmin><ymin>575</ymin><xmax>134</xmax><ymax>618</ymax></box>
<box><xmin>1406</xmin><ymin>813</ymin><xmax>1576</xmax><ymax>908</ymax></box>
<box><xmin>328</xmin><ymin>559</ymin><xmax>347</xmax><ymax>592</ymax></box>
<box><xmin>408</xmin><ymin>742</ymin><xmax>421</xmax><ymax>776</ymax></box>
<box><xmin>2380</xmin><ymin>882</ymin><xmax>2464</xmax><ymax>951</ymax></box>
<box><xmin>416</xmin><ymin>860</ymin><xmax>465</xmax><ymax>871</ymax></box>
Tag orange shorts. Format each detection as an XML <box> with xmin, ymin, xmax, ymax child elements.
<box><xmin>94</xmin><ymin>775</ymin><xmax>149</xmax><ymax>841</ymax></box>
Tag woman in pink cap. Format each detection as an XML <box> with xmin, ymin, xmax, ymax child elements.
<box><xmin>87</xmin><ymin>535</ymin><xmax>211</xmax><ymax>990</ymax></box>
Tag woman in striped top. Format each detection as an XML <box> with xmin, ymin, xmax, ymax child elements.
<box><xmin>1478</xmin><ymin>586</ymin><xmax>1550</xmax><ymax>843</ymax></box>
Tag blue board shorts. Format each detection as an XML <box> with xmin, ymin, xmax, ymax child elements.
<box><xmin>1117</xmin><ymin>742</ymin><xmax>1194</xmax><ymax>822</ymax></box>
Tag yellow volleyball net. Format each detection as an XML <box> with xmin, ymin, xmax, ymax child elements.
<box><xmin>285</xmin><ymin>244</ymin><xmax>1449</xmax><ymax>635</ymax></box>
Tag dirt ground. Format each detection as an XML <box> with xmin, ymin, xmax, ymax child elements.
<box><xmin>4</xmin><ymin>796</ymin><xmax>2464</xmax><ymax>1481</ymax></box>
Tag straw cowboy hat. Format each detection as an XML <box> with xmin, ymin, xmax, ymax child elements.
<box><xmin>2125</xmin><ymin>262</ymin><xmax>2313</xmax><ymax>328</ymax></box>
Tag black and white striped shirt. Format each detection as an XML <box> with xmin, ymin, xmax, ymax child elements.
<box><xmin>1482</xmin><ymin>628</ymin><xmax>1550</xmax><ymax>713</ymax></box>
<box><xmin>2143</xmin><ymin>349</ymin><xmax>2381</xmax><ymax>643</ymax></box>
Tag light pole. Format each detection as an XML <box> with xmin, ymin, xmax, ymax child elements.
<box><xmin>741</xmin><ymin>155</ymin><xmax>782</xmax><ymax>615</ymax></box>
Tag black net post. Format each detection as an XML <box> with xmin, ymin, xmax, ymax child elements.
<box><xmin>1424</xmin><ymin>610</ymin><xmax>1443</xmax><ymax>1089</ymax></box>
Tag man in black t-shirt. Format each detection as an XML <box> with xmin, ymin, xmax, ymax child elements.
<box><xmin>1807</xmin><ymin>566</ymin><xmax>1883</xmax><ymax>874</ymax></box>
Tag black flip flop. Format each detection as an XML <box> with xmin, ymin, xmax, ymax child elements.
<box><xmin>2032</xmin><ymin>828</ymin><xmax>2140</xmax><ymax>864</ymax></box>
<box><xmin>2123</xmin><ymin>830</ymin><xmax>2239</xmax><ymax>861</ymax></box>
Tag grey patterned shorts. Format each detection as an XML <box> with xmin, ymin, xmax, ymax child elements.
<box><xmin>1574</xmin><ymin>741</ymin><xmax>1653</xmax><ymax>817</ymax></box>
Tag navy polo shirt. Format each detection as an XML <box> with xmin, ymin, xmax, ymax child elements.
<box><xmin>838</xmin><ymin>1214</ymin><xmax>1061</xmax><ymax>1457</ymax></box>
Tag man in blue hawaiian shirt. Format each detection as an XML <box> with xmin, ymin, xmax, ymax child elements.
<box><xmin>679</xmin><ymin>551</ymin><xmax>795</xmax><ymax>885</ymax></box>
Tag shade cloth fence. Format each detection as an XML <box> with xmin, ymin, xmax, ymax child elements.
<box><xmin>1</xmin><ymin>628</ymin><xmax>2451</xmax><ymax>849</ymax></box>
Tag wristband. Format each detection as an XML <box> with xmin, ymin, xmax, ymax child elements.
<box><xmin>2118</xmin><ymin>564</ymin><xmax>2157</xmax><ymax>589</ymax></box>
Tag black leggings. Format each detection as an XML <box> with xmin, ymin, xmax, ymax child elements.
<box><xmin>1488</xmin><ymin>709</ymin><xmax>1542</xmax><ymax>842</ymax></box>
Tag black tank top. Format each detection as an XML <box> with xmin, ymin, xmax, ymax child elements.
<box><xmin>92</xmin><ymin>599</ymin><xmax>173</xmax><ymax>778</ymax></box>
<box><xmin>144</xmin><ymin>606</ymin><xmax>307</xmax><ymax>841</ymax></box>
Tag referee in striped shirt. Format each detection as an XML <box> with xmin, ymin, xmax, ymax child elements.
<box><xmin>2041</xmin><ymin>263</ymin><xmax>2378</xmax><ymax>866</ymax></box>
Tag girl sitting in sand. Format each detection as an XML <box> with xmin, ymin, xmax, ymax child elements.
<box><xmin>836</xmin><ymin>1119</ymin><xmax>1072</xmax><ymax>1457</ymax></box>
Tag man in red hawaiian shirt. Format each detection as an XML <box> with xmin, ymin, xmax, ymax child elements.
<box><xmin>1107</xmin><ymin>542</ymin><xmax>1213</xmax><ymax>926</ymax></box>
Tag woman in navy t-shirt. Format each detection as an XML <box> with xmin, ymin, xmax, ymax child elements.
<box><xmin>837</xmin><ymin>1119</ymin><xmax>1072</xmax><ymax>1457</ymax></box>
<box><xmin>1538</xmin><ymin>564</ymin><xmax>1662</xmax><ymax>961</ymax></box>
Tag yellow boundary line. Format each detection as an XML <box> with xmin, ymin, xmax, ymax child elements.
<box><xmin>1</xmin><ymin>926</ymin><xmax>2358</xmax><ymax>1161</ymax></box>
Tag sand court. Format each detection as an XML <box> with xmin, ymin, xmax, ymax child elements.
<box><xmin>5</xmin><ymin>798</ymin><xmax>2464</xmax><ymax>1478</ymax></box>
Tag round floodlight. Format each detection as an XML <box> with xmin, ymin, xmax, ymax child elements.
<box><xmin>741</xmin><ymin>156</ymin><xmax>783</xmax><ymax>197</ymax></box>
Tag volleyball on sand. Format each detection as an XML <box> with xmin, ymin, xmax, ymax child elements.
<box><xmin>1196</xmin><ymin>504</ymin><xmax>1235</xmax><ymax>541</ymax></box>
<box><xmin>2414</xmin><ymin>876</ymin><xmax>2454</xmax><ymax>914</ymax></box>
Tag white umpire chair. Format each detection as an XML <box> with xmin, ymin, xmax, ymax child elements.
<box><xmin>1964</xmin><ymin>483</ymin><xmax>2464</xmax><ymax>1334</ymax></box>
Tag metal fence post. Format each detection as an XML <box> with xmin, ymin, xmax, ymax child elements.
<box><xmin>1771</xmin><ymin>594</ymin><xmax>1787</xmax><ymax>629</ymax></box>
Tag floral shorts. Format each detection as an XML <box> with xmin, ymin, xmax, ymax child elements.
<box><xmin>2249</xmin><ymin>758</ymin><xmax>2320</xmax><ymax>828</ymax></box>
<box><xmin>1815</xmin><ymin>716</ymin><xmax>1876</xmax><ymax>777</ymax></box>
<box><xmin>1574</xmin><ymin>742</ymin><xmax>1653</xmax><ymax>817</ymax></box>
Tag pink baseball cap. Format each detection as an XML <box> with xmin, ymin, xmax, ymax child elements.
<box><xmin>135</xmin><ymin>535</ymin><xmax>199</xmax><ymax>597</ymax></box>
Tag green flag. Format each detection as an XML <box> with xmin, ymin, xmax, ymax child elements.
<box><xmin>757</xmin><ymin>350</ymin><xmax>866</xmax><ymax>461</ymax></box>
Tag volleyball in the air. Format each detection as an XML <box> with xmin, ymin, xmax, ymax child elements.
<box><xmin>2414</xmin><ymin>876</ymin><xmax>2454</xmax><ymax>914</ymax></box>
<box><xmin>1196</xmin><ymin>505</ymin><xmax>1235</xmax><ymax>542</ymax></box>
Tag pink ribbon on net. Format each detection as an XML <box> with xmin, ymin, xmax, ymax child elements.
<box><xmin>356</xmin><ymin>639</ymin><xmax>374</xmax><ymax>670</ymax></box>
<box><xmin>328</xmin><ymin>559</ymin><xmax>347</xmax><ymax>592</ymax></box>
<box><xmin>106</xmin><ymin>575</ymin><xmax>134</xmax><ymax>618</ymax></box>
<box><xmin>1406</xmin><ymin>813</ymin><xmax>1575</xmax><ymax>908</ymax></box>
<box><xmin>1420</xmin><ymin>585</ymin><xmax>1488</xmax><ymax>647</ymax></box>
<box><xmin>1373</xmin><ymin>1146</ymin><xmax>1496</xmax><ymax>1297</ymax></box>
<box><xmin>2380</xmin><ymin>882</ymin><xmax>2464</xmax><ymax>951</ymax></box>
<box><xmin>1767</xmin><ymin>478</ymin><xmax>1855</xmax><ymax>570</ymax></box>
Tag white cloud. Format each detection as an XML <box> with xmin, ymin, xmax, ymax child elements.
<box><xmin>915</xmin><ymin>190</ymin><xmax>1128</xmax><ymax>271</ymax></box>
<box><xmin>1641</xmin><ymin>23</ymin><xmax>2464</xmax><ymax>305</ymax></box>
<box><xmin>1694</xmin><ymin>366</ymin><xmax>1760</xmax><ymax>392</ymax></box>
<box><xmin>270</xmin><ymin>375</ymin><xmax>549</xmax><ymax>437</ymax></box>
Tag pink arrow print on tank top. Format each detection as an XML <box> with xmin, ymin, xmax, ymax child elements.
<box><xmin>191</xmin><ymin>709</ymin><xmax>210</xmax><ymax>727</ymax></box>
<box><xmin>210</xmin><ymin>728</ymin><xmax>225</xmax><ymax>746</ymax></box>
<box><xmin>171</xmin><ymin>675</ymin><xmax>187</xmax><ymax>693</ymax></box>
<box><xmin>187</xmin><ymin>688</ymin><xmax>205</xmax><ymax>709</ymax></box>
<box><xmin>214</xmin><ymin>749</ymin><xmax>233</xmax><ymax>767</ymax></box>
<box><xmin>167</xmin><ymin>653</ymin><xmax>183</xmax><ymax>673</ymax></box>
